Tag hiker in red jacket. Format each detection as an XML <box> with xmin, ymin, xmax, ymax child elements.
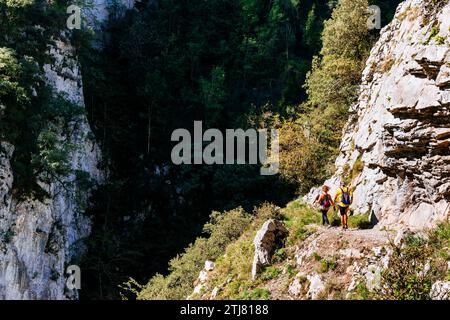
<box><xmin>314</xmin><ymin>185</ymin><xmax>334</xmax><ymax>226</ymax></box>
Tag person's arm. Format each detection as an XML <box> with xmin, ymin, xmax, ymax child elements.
<box><xmin>314</xmin><ymin>194</ymin><xmax>320</xmax><ymax>204</ymax></box>
<box><xmin>334</xmin><ymin>189</ymin><xmax>340</xmax><ymax>208</ymax></box>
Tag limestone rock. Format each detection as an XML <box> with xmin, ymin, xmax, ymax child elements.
<box><xmin>339</xmin><ymin>248</ymin><xmax>363</xmax><ymax>259</ymax></box>
<box><xmin>347</xmin><ymin>279</ymin><xmax>358</xmax><ymax>292</ymax></box>
<box><xmin>436</xmin><ymin>64</ymin><xmax>450</xmax><ymax>88</ymax></box>
<box><xmin>0</xmin><ymin>35</ymin><xmax>103</xmax><ymax>301</ymax></box>
<box><xmin>365</xmin><ymin>265</ymin><xmax>382</xmax><ymax>291</ymax></box>
<box><xmin>306</xmin><ymin>0</ymin><xmax>450</xmax><ymax>230</ymax></box>
<box><xmin>306</xmin><ymin>274</ymin><xmax>325</xmax><ymax>300</ymax></box>
<box><xmin>288</xmin><ymin>278</ymin><xmax>302</xmax><ymax>297</ymax></box>
<box><xmin>394</xmin><ymin>228</ymin><xmax>412</xmax><ymax>246</ymax></box>
<box><xmin>251</xmin><ymin>219</ymin><xmax>288</xmax><ymax>280</ymax></box>
<box><xmin>430</xmin><ymin>281</ymin><xmax>450</xmax><ymax>300</ymax></box>
<box><xmin>210</xmin><ymin>287</ymin><xmax>220</xmax><ymax>299</ymax></box>
<box><xmin>198</xmin><ymin>270</ymin><xmax>208</xmax><ymax>283</ymax></box>
<box><xmin>205</xmin><ymin>261</ymin><xmax>215</xmax><ymax>271</ymax></box>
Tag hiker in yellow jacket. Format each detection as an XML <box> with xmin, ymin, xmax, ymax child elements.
<box><xmin>334</xmin><ymin>181</ymin><xmax>353</xmax><ymax>230</ymax></box>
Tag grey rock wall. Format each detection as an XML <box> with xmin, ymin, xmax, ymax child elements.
<box><xmin>307</xmin><ymin>0</ymin><xmax>450</xmax><ymax>230</ymax></box>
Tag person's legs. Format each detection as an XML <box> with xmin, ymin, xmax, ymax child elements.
<box><xmin>321</xmin><ymin>210</ymin><xmax>327</xmax><ymax>226</ymax></box>
<box><xmin>339</xmin><ymin>206</ymin><xmax>347</xmax><ymax>229</ymax></box>
<box><xmin>322</xmin><ymin>210</ymin><xmax>329</xmax><ymax>225</ymax></box>
<box><xmin>344</xmin><ymin>207</ymin><xmax>350</xmax><ymax>228</ymax></box>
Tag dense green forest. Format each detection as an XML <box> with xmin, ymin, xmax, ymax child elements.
<box><xmin>77</xmin><ymin>0</ymin><xmax>401</xmax><ymax>299</ymax></box>
<box><xmin>79</xmin><ymin>0</ymin><xmax>333</xmax><ymax>299</ymax></box>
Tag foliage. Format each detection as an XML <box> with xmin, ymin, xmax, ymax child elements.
<box><xmin>278</xmin><ymin>119</ymin><xmax>333</xmax><ymax>193</ymax></box>
<box><xmin>78</xmin><ymin>0</ymin><xmax>333</xmax><ymax>298</ymax></box>
<box><xmin>241</xmin><ymin>288</ymin><xmax>271</xmax><ymax>300</ymax></box>
<box><xmin>312</xmin><ymin>252</ymin><xmax>322</xmax><ymax>261</ymax></box>
<box><xmin>282</xmin><ymin>199</ymin><xmax>320</xmax><ymax>244</ymax></box>
<box><xmin>260</xmin><ymin>266</ymin><xmax>281</xmax><ymax>281</ymax></box>
<box><xmin>379</xmin><ymin>221</ymin><xmax>450</xmax><ymax>300</ymax></box>
<box><xmin>348</xmin><ymin>213</ymin><xmax>372</xmax><ymax>229</ymax></box>
<box><xmin>318</xmin><ymin>258</ymin><xmax>337</xmax><ymax>273</ymax></box>
<box><xmin>0</xmin><ymin>0</ymin><xmax>88</xmax><ymax>198</ymax></box>
<box><xmin>277</xmin><ymin>0</ymin><xmax>400</xmax><ymax>192</ymax></box>
<box><xmin>349</xmin><ymin>282</ymin><xmax>378</xmax><ymax>300</ymax></box>
<box><xmin>80</xmin><ymin>0</ymin><xmax>401</xmax><ymax>299</ymax></box>
<box><xmin>154</xmin><ymin>203</ymin><xmax>281</xmax><ymax>300</ymax></box>
<box><xmin>132</xmin><ymin>207</ymin><xmax>252</xmax><ymax>300</ymax></box>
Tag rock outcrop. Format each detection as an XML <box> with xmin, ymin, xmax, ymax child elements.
<box><xmin>0</xmin><ymin>40</ymin><xmax>103</xmax><ymax>299</ymax></box>
<box><xmin>251</xmin><ymin>219</ymin><xmax>288</xmax><ymax>280</ymax></box>
<box><xmin>190</xmin><ymin>260</ymin><xmax>216</xmax><ymax>298</ymax></box>
<box><xmin>0</xmin><ymin>0</ymin><xmax>141</xmax><ymax>300</ymax></box>
<box><xmin>430</xmin><ymin>280</ymin><xmax>450</xmax><ymax>300</ymax></box>
<box><xmin>307</xmin><ymin>0</ymin><xmax>450</xmax><ymax>229</ymax></box>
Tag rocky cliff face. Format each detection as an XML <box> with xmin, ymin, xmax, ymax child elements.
<box><xmin>0</xmin><ymin>40</ymin><xmax>103</xmax><ymax>299</ymax></box>
<box><xmin>0</xmin><ymin>0</ymin><xmax>140</xmax><ymax>300</ymax></box>
<box><xmin>308</xmin><ymin>0</ymin><xmax>450</xmax><ymax>230</ymax></box>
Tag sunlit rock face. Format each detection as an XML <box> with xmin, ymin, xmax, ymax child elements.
<box><xmin>0</xmin><ymin>39</ymin><xmax>103</xmax><ymax>299</ymax></box>
<box><xmin>0</xmin><ymin>0</ymin><xmax>141</xmax><ymax>300</ymax></box>
<box><xmin>307</xmin><ymin>0</ymin><xmax>450</xmax><ymax>230</ymax></box>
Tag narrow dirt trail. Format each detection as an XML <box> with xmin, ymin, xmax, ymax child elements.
<box><xmin>261</xmin><ymin>224</ymin><xmax>397</xmax><ymax>300</ymax></box>
<box><xmin>305</xmin><ymin>224</ymin><xmax>395</xmax><ymax>244</ymax></box>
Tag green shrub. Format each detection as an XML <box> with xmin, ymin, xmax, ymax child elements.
<box><xmin>312</xmin><ymin>252</ymin><xmax>322</xmax><ymax>261</ymax></box>
<box><xmin>329</xmin><ymin>209</ymin><xmax>342</xmax><ymax>227</ymax></box>
<box><xmin>134</xmin><ymin>203</ymin><xmax>284</xmax><ymax>299</ymax></box>
<box><xmin>260</xmin><ymin>266</ymin><xmax>281</xmax><ymax>281</ymax></box>
<box><xmin>352</xmin><ymin>156</ymin><xmax>365</xmax><ymax>180</ymax></box>
<box><xmin>426</xmin><ymin>25</ymin><xmax>439</xmax><ymax>44</ymax></box>
<box><xmin>2</xmin><ymin>229</ymin><xmax>15</xmax><ymax>243</ymax></box>
<box><xmin>272</xmin><ymin>248</ymin><xmax>287</xmax><ymax>263</ymax></box>
<box><xmin>348</xmin><ymin>213</ymin><xmax>372</xmax><ymax>229</ymax></box>
<box><xmin>134</xmin><ymin>207</ymin><xmax>252</xmax><ymax>300</ymax></box>
<box><xmin>350</xmin><ymin>282</ymin><xmax>377</xmax><ymax>300</ymax></box>
<box><xmin>428</xmin><ymin>220</ymin><xmax>450</xmax><ymax>261</ymax></box>
<box><xmin>278</xmin><ymin>0</ymin><xmax>378</xmax><ymax>194</ymax></box>
<box><xmin>283</xmin><ymin>200</ymin><xmax>320</xmax><ymax>244</ymax></box>
<box><xmin>318</xmin><ymin>258</ymin><xmax>337</xmax><ymax>273</ymax></box>
<box><xmin>285</xmin><ymin>264</ymin><xmax>296</xmax><ymax>278</ymax></box>
<box><xmin>379</xmin><ymin>222</ymin><xmax>450</xmax><ymax>300</ymax></box>
<box><xmin>0</xmin><ymin>3</ymin><xmax>87</xmax><ymax>198</ymax></box>
<box><xmin>241</xmin><ymin>288</ymin><xmax>271</xmax><ymax>300</ymax></box>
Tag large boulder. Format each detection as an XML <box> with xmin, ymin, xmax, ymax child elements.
<box><xmin>251</xmin><ymin>219</ymin><xmax>288</xmax><ymax>280</ymax></box>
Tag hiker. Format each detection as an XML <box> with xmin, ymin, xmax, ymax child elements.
<box><xmin>334</xmin><ymin>181</ymin><xmax>353</xmax><ymax>230</ymax></box>
<box><xmin>314</xmin><ymin>185</ymin><xmax>334</xmax><ymax>226</ymax></box>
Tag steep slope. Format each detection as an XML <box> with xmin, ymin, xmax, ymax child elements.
<box><xmin>188</xmin><ymin>200</ymin><xmax>449</xmax><ymax>300</ymax></box>
<box><xmin>307</xmin><ymin>0</ymin><xmax>450</xmax><ymax>229</ymax></box>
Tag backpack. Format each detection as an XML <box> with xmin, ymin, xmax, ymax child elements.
<box><xmin>320</xmin><ymin>194</ymin><xmax>331</xmax><ymax>208</ymax></box>
<box><xmin>341</xmin><ymin>187</ymin><xmax>351</xmax><ymax>205</ymax></box>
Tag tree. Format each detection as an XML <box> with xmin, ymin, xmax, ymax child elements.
<box><xmin>278</xmin><ymin>0</ymin><xmax>380</xmax><ymax>191</ymax></box>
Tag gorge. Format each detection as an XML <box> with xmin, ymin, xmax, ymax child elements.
<box><xmin>0</xmin><ymin>0</ymin><xmax>448</xmax><ymax>300</ymax></box>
